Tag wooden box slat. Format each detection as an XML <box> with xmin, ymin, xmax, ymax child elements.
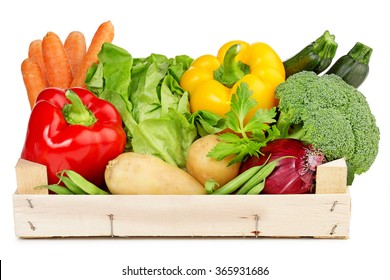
<box><xmin>13</xmin><ymin>158</ymin><xmax>351</xmax><ymax>239</ymax></box>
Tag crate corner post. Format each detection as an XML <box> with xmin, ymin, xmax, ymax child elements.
<box><xmin>316</xmin><ymin>158</ymin><xmax>348</xmax><ymax>194</ymax></box>
<box><xmin>15</xmin><ymin>158</ymin><xmax>48</xmax><ymax>195</ymax></box>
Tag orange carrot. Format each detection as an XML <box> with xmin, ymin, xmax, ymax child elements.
<box><xmin>64</xmin><ymin>31</ymin><xmax>86</xmax><ymax>77</ymax></box>
<box><xmin>21</xmin><ymin>58</ymin><xmax>47</xmax><ymax>109</ymax></box>
<box><xmin>71</xmin><ymin>21</ymin><xmax>114</xmax><ymax>87</ymax></box>
<box><xmin>42</xmin><ymin>31</ymin><xmax>73</xmax><ymax>88</ymax></box>
<box><xmin>28</xmin><ymin>39</ymin><xmax>48</xmax><ymax>86</ymax></box>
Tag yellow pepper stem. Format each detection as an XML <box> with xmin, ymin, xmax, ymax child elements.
<box><xmin>214</xmin><ymin>44</ymin><xmax>249</xmax><ymax>88</ymax></box>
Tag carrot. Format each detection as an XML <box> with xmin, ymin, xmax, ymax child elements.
<box><xmin>71</xmin><ymin>21</ymin><xmax>114</xmax><ymax>87</ymax></box>
<box><xmin>64</xmin><ymin>31</ymin><xmax>86</xmax><ymax>77</ymax></box>
<box><xmin>21</xmin><ymin>58</ymin><xmax>47</xmax><ymax>109</ymax></box>
<box><xmin>28</xmin><ymin>39</ymin><xmax>48</xmax><ymax>86</ymax></box>
<box><xmin>42</xmin><ymin>31</ymin><xmax>73</xmax><ymax>88</ymax></box>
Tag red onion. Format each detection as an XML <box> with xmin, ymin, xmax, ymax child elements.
<box><xmin>239</xmin><ymin>139</ymin><xmax>325</xmax><ymax>194</ymax></box>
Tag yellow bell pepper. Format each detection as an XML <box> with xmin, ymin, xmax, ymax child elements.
<box><xmin>180</xmin><ymin>40</ymin><xmax>285</xmax><ymax>121</ymax></box>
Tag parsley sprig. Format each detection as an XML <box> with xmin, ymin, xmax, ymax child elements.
<box><xmin>207</xmin><ymin>83</ymin><xmax>279</xmax><ymax>166</ymax></box>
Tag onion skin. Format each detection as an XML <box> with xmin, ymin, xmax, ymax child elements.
<box><xmin>239</xmin><ymin>139</ymin><xmax>325</xmax><ymax>194</ymax></box>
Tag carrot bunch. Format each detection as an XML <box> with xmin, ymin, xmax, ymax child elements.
<box><xmin>21</xmin><ymin>20</ymin><xmax>114</xmax><ymax>109</ymax></box>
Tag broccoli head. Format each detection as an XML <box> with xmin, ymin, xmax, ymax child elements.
<box><xmin>275</xmin><ymin>71</ymin><xmax>380</xmax><ymax>176</ymax></box>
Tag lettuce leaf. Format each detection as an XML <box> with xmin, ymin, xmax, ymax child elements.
<box><xmin>86</xmin><ymin>42</ymin><xmax>132</xmax><ymax>99</ymax></box>
<box><xmin>132</xmin><ymin>109</ymin><xmax>197</xmax><ymax>168</ymax></box>
<box><xmin>85</xmin><ymin>43</ymin><xmax>197</xmax><ymax>168</ymax></box>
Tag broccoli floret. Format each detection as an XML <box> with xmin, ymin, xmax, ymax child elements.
<box><xmin>275</xmin><ymin>71</ymin><xmax>380</xmax><ymax>176</ymax></box>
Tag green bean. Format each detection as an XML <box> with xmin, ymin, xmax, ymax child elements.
<box><xmin>237</xmin><ymin>156</ymin><xmax>294</xmax><ymax>194</ymax></box>
<box><xmin>57</xmin><ymin>174</ymin><xmax>88</xmax><ymax>194</ymax></box>
<box><xmin>247</xmin><ymin>180</ymin><xmax>265</xmax><ymax>195</ymax></box>
<box><xmin>35</xmin><ymin>184</ymin><xmax>74</xmax><ymax>195</ymax></box>
<box><xmin>63</xmin><ymin>170</ymin><xmax>109</xmax><ymax>195</ymax></box>
<box><xmin>211</xmin><ymin>165</ymin><xmax>262</xmax><ymax>195</ymax></box>
<box><xmin>236</xmin><ymin>155</ymin><xmax>270</xmax><ymax>195</ymax></box>
<box><xmin>205</xmin><ymin>179</ymin><xmax>219</xmax><ymax>194</ymax></box>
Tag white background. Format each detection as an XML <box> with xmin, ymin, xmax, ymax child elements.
<box><xmin>1</xmin><ymin>0</ymin><xmax>389</xmax><ymax>279</ymax></box>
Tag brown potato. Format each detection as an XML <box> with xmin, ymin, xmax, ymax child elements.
<box><xmin>105</xmin><ymin>152</ymin><xmax>206</xmax><ymax>195</ymax></box>
<box><xmin>186</xmin><ymin>134</ymin><xmax>240</xmax><ymax>187</ymax></box>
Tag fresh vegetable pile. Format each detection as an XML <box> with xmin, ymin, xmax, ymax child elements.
<box><xmin>20</xmin><ymin>22</ymin><xmax>380</xmax><ymax>195</ymax></box>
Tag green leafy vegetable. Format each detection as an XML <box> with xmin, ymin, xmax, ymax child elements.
<box><xmin>208</xmin><ymin>83</ymin><xmax>279</xmax><ymax>165</ymax></box>
<box><xmin>86</xmin><ymin>43</ymin><xmax>133</xmax><ymax>99</ymax></box>
<box><xmin>188</xmin><ymin>110</ymin><xmax>227</xmax><ymax>137</ymax></box>
<box><xmin>132</xmin><ymin>109</ymin><xmax>197</xmax><ymax>168</ymax></box>
<box><xmin>85</xmin><ymin>43</ymin><xmax>196</xmax><ymax>168</ymax></box>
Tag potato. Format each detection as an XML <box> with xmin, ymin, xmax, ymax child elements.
<box><xmin>186</xmin><ymin>134</ymin><xmax>240</xmax><ymax>187</ymax></box>
<box><xmin>105</xmin><ymin>152</ymin><xmax>206</xmax><ymax>195</ymax></box>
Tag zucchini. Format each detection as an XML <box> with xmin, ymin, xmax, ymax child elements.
<box><xmin>326</xmin><ymin>42</ymin><xmax>372</xmax><ymax>88</ymax></box>
<box><xmin>283</xmin><ymin>30</ymin><xmax>338</xmax><ymax>78</ymax></box>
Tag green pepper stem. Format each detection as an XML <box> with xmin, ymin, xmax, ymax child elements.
<box><xmin>214</xmin><ymin>44</ymin><xmax>249</xmax><ymax>87</ymax></box>
<box><xmin>348</xmin><ymin>42</ymin><xmax>373</xmax><ymax>65</ymax></box>
<box><xmin>312</xmin><ymin>30</ymin><xmax>338</xmax><ymax>59</ymax></box>
<box><xmin>62</xmin><ymin>90</ymin><xmax>97</xmax><ymax>126</ymax></box>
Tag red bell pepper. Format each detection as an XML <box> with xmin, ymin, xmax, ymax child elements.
<box><xmin>21</xmin><ymin>87</ymin><xmax>126</xmax><ymax>188</ymax></box>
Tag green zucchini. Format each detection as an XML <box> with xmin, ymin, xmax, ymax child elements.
<box><xmin>326</xmin><ymin>42</ymin><xmax>372</xmax><ymax>88</ymax></box>
<box><xmin>283</xmin><ymin>30</ymin><xmax>338</xmax><ymax>78</ymax></box>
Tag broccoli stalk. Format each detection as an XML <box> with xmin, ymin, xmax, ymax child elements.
<box><xmin>275</xmin><ymin>110</ymin><xmax>303</xmax><ymax>139</ymax></box>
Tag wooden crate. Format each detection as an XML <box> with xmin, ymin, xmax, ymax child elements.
<box><xmin>13</xmin><ymin>158</ymin><xmax>351</xmax><ymax>238</ymax></box>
